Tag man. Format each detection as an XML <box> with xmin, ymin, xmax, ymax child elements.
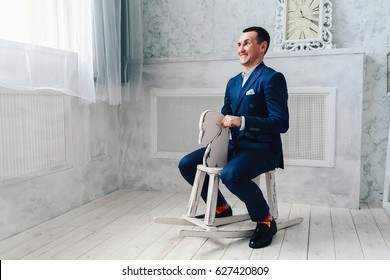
<box><xmin>179</xmin><ymin>26</ymin><xmax>289</xmax><ymax>248</ymax></box>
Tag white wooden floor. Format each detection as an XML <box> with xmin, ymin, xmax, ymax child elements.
<box><xmin>1</xmin><ymin>189</ymin><xmax>390</xmax><ymax>260</ymax></box>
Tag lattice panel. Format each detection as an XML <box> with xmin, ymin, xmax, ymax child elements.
<box><xmin>151</xmin><ymin>87</ymin><xmax>336</xmax><ymax>167</ymax></box>
<box><xmin>151</xmin><ymin>89</ymin><xmax>224</xmax><ymax>158</ymax></box>
<box><xmin>282</xmin><ymin>88</ymin><xmax>336</xmax><ymax>167</ymax></box>
<box><xmin>0</xmin><ymin>93</ymin><xmax>70</xmax><ymax>182</ymax></box>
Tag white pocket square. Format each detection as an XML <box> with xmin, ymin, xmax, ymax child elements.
<box><xmin>246</xmin><ymin>89</ymin><xmax>256</xmax><ymax>95</ymax></box>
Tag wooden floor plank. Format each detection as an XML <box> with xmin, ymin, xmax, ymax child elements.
<box><xmin>351</xmin><ymin>208</ymin><xmax>390</xmax><ymax>259</ymax></box>
<box><xmin>369</xmin><ymin>207</ymin><xmax>390</xmax><ymax>250</ymax></box>
<box><xmin>307</xmin><ymin>205</ymin><xmax>335</xmax><ymax>260</ymax></box>
<box><xmin>73</xmin><ymin>193</ymin><xmax>185</xmax><ymax>260</ymax></box>
<box><xmin>0</xmin><ymin>190</ymin><xmax>145</xmax><ymax>259</ymax></box>
<box><xmin>163</xmin><ymin>234</ymin><xmax>207</xmax><ymax>260</ymax></box>
<box><xmin>354</xmin><ymin>224</ymin><xmax>390</xmax><ymax>259</ymax></box>
<box><xmin>192</xmin><ymin>237</ymin><xmax>233</xmax><ymax>260</ymax></box>
<box><xmin>250</xmin><ymin>202</ymin><xmax>292</xmax><ymax>260</ymax></box>
<box><xmin>49</xmin><ymin>211</ymin><xmax>145</xmax><ymax>259</ymax></box>
<box><xmin>109</xmin><ymin>223</ymin><xmax>173</xmax><ymax>259</ymax></box>
<box><xmin>163</xmin><ymin>194</ymin><xmax>244</xmax><ymax>260</ymax></box>
<box><xmin>218</xmin><ymin>200</ymin><xmax>254</xmax><ymax>260</ymax></box>
<box><xmin>134</xmin><ymin>225</ymin><xmax>185</xmax><ymax>260</ymax></box>
<box><xmin>133</xmin><ymin>195</ymin><xmax>196</xmax><ymax>260</ymax></box>
<box><xmin>2</xmin><ymin>190</ymin><xmax>390</xmax><ymax>260</ymax></box>
<box><xmin>0</xmin><ymin>190</ymin><xmax>136</xmax><ymax>255</ymax></box>
<box><xmin>108</xmin><ymin>197</ymin><xmax>188</xmax><ymax>260</ymax></box>
<box><xmin>78</xmin><ymin>193</ymin><xmax>188</xmax><ymax>260</ymax></box>
<box><xmin>219</xmin><ymin>220</ymin><xmax>254</xmax><ymax>260</ymax></box>
<box><xmin>20</xmin><ymin>191</ymin><xmax>161</xmax><ymax>259</ymax></box>
<box><xmin>331</xmin><ymin>207</ymin><xmax>364</xmax><ymax>260</ymax></box>
<box><xmin>278</xmin><ymin>204</ymin><xmax>310</xmax><ymax>260</ymax></box>
<box><xmin>191</xmin><ymin>208</ymin><xmax>245</xmax><ymax>260</ymax></box>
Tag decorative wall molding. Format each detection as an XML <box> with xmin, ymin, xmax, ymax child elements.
<box><xmin>150</xmin><ymin>88</ymin><xmax>224</xmax><ymax>159</ymax></box>
<box><xmin>283</xmin><ymin>87</ymin><xmax>336</xmax><ymax>167</ymax></box>
<box><xmin>143</xmin><ymin>48</ymin><xmax>364</xmax><ymax>65</ymax></box>
<box><xmin>150</xmin><ymin>86</ymin><xmax>336</xmax><ymax>168</ymax></box>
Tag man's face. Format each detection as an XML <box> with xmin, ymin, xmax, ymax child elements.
<box><xmin>237</xmin><ymin>31</ymin><xmax>267</xmax><ymax>70</ymax></box>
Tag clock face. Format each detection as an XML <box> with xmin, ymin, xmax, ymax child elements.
<box><xmin>286</xmin><ymin>0</ymin><xmax>321</xmax><ymax>41</ymax></box>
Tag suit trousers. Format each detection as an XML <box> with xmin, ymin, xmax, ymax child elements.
<box><xmin>178</xmin><ymin>146</ymin><xmax>275</xmax><ymax>222</ymax></box>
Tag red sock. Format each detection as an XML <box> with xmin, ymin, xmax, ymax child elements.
<box><xmin>257</xmin><ymin>215</ymin><xmax>271</xmax><ymax>228</ymax></box>
<box><xmin>216</xmin><ymin>204</ymin><xmax>228</xmax><ymax>214</ymax></box>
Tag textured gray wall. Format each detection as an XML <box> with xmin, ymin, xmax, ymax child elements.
<box><xmin>120</xmin><ymin>0</ymin><xmax>390</xmax><ymax>204</ymax></box>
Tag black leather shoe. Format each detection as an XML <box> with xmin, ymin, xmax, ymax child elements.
<box><xmin>249</xmin><ymin>218</ymin><xmax>277</xmax><ymax>249</ymax></box>
<box><xmin>195</xmin><ymin>206</ymin><xmax>233</xmax><ymax>219</ymax></box>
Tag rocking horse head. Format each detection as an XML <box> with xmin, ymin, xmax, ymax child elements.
<box><xmin>198</xmin><ymin>110</ymin><xmax>229</xmax><ymax>167</ymax></box>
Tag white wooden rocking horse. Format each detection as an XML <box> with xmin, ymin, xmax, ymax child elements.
<box><xmin>154</xmin><ymin>110</ymin><xmax>303</xmax><ymax>238</ymax></box>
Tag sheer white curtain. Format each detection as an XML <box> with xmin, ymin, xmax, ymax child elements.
<box><xmin>0</xmin><ymin>0</ymin><xmax>96</xmax><ymax>102</ymax></box>
<box><xmin>0</xmin><ymin>0</ymin><xmax>143</xmax><ymax>105</ymax></box>
<box><xmin>92</xmin><ymin>0</ymin><xmax>143</xmax><ymax>104</ymax></box>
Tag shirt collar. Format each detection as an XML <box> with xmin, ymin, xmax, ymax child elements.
<box><xmin>241</xmin><ymin>63</ymin><xmax>261</xmax><ymax>78</ymax></box>
<box><xmin>241</xmin><ymin>63</ymin><xmax>260</xmax><ymax>87</ymax></box>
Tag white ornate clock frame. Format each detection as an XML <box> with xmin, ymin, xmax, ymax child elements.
<box><xmin>274</xmin><ymin>0</ymin><xmax>333</xmax><ymax>51</ymax></box>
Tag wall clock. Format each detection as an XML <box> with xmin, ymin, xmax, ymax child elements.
<box><xmin>274</xmin><ymin>0</ymin><xmax>333</xmax><ymax>51</ymax></box>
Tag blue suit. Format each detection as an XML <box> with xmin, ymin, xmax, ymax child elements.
<box><xmin>179</xmin><ymin>62</ymin><xmax>289</xmax><ymax>222</ymax></box>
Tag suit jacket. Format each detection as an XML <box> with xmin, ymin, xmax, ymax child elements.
<box><xmin>221</xmin><ymin>62</ymin><xmax>289</xmax><ymax>169</ymax></box>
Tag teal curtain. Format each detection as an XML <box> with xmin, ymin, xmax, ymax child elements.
<box><xmin>121</xmin><ymin>0</ymin><xmax>130</xmax><ymax>83</ymax></box>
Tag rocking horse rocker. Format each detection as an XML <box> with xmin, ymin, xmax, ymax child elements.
<box><xmin>154</xmin><ymin>110</ymin><xmax>303</xmax><ymax>238</ymax></box>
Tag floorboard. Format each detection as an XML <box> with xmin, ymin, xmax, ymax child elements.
<box><xmin>219</xmin><ymin>201</ymin><xmax>254</xmax><ymax>260</ymax></box>
<box><xmin>369</xmin><ymin>206</ymin><xmax>390</xmax><ymax>250</ymax></box>
<box><xmin>108</xmin><ymin>196</ymin><xmax>188</xmax><ymax>260</ymax></box>
<box><xmin>331</xmin><ymin>207</ymin><xmax>364</xmax><ymax>260</ymax></box>
<box><xmin>78</xmin><ymin>193</ymin><xmax>187</xmax><ymax>260</ymax></box>
<box><xmin>351</xmin><ymin>208</ymin><xmax>390</xmax><ymax>259</ymax></box>
<box><xmin>1</xmin><ymin>190</ymin><xmax>390</xmax><ymax>260</ymax></box>
<box><xmin>250</xmin><ymin>202</ymin><xmax>292</xmax><ymax>260</ymax></box>
<box><xmin>0</xmin><ymin>190</ymin><xmax>142</xmax><ymax>259</ymax></box>
<box><xmin>0</xmin><ymin>190</ymin><xmax>129</xmax><ymax>255</ymax></box>
<box><xmin>307</xmin><ymin>205</ymin><xmax>335</xmax><ymax>260</ymax></box>
<box><xmin>22</xmin><ymin>191</ymin><xmax>155</xmax><ymax>259</ymax></box>
<box><xmin>278</xmin><ymin>204</ymin><xmax>310</xmax><ymax>260</ymax></box>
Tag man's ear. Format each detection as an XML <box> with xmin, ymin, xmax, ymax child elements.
<box><xmin>260</xmin><ymin>41</ymin><xmax>268</xmax><ymax>53</ymax></box>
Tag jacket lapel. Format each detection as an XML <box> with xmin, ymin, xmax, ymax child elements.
<box><xmin>233</xmin><ymin>62</ymin><xmax>265</xmax><ymax>114</ymax></box>
<box><xmin>231</xmin><ymin>75</ymin><xmax>243</xmax><ymax>112</ymax></box>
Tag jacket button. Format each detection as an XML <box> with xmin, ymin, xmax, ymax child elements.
<box><xmin>249</xmin><ymin>104</ymin><xmax>254</xmax><ymax>108</ymax></box>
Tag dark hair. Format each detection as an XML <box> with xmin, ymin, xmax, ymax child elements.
<box><xmin>242</xmin><ymin>26</ymin><xmax>270</xmax><ymax>54</ymax></box>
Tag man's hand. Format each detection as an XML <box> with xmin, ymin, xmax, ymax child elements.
<box><xmin>222</xmin><ymin>115</ymin><xmax>241</xmax><ymax>128</ymax></box>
